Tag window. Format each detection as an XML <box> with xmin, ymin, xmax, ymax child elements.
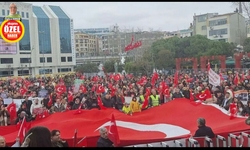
<box><xmin>17</xmin><ymin>11</ymin><xmax>19</xmax><ymax>15</ymax></box>
<box><xmin>2</xmin><ymin>9</ymin><xmax>5</xmax><ymax>16</ymax></box>
<box><xmin>33</xmin><ymin>6</ymin><xmax>52</xmax><ymax>54</ymax></box>
<box><xmin>209</xmin><ymin>28</ymin><xmax>228</xmax><ymax>36</ymax></box>
<box><xmin>26</xmin><ymin>12</ymin><xmax>29</xmax><ymax>18</ymax></box>
<box><xmin>19</xmin><ymin>20</ymin><xmax>31</xmax><ymax>51</ymax></box>
<box><xmin>1</xmin><ymin>58</ymin><xmax>13</xmax><ymax>64</ymax></box>
<box><xmin>61</xmin><ymin>57</ymin><xmax>66</xmax><ymax>62</ymax></box>
<box><xmin>47</xmin><ymin>57</ymin><xmax>52</xmax><ymax>62</ymax></box>
<box><xmin>209</xmin><ymin>19</ymin><xmax>227</xmax><ymax>26</ymax></box>
<box><xmin>20</xmin><ymin>58</ymin><xmax>31</xmax><ymax>63</ymax></box>
<box><xmin>58</xmin><ymin>68</ymin><xmax>71</xmax><ymax>73</ymax></box>
<box><xmin>18</xmin><ymin>70</ymin><xmax>29</xmax><ymax>76</ymax></box>
<box><xmin>67</xmin><ymin>57</ymin><xmax>72</xmax><ymax>62</ymax></box>
<box><xmin>198</xmin><ymin>15</ymin><xmax>207</xmax><ymax>22</ymax></box>
<box><xmin>0</xmin><ymin>71</ymin><xmax>13</xmax><ymax>77</ymax></box>
<box><xmin>201</xmin><ymin>26</ymin><xmax>207</xmax><ymax>30</ymax></box>
<box><xmin>7</xmin><ymin>10</ymin><xmax>9</xmax><ymax>15</ymax></box>
<box><xmin>40</xmin><ymin>57</ymin><xmax>45</xmax><ymax>63</ymax></box>
<box><xmin>21</xmin><ymin>12</ymin><xmax>24</xmax><ymax>18</ymax></box>
<box><xmin>39</xmin><ymin>69</ymin><xmax>52</xmax><ymax>75</ymax></box>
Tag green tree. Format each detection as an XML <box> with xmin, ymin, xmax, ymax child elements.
<box><xmin>243</xmin><ymin>38</ymin><xmax>250</xmax><ymax>52</ymax></box>
<box><xmin>75</xmin><ymin>62</ymin><xmax>99</xmax><ymax>73</ymax></box>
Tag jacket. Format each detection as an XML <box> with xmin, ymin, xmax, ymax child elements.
<box><xmin>112</xmin><ymin>95</ymin><xmax>123</xmax><ymax>110</ymax></box>
<box><xmin>220</xmin><ymin>90</ymin><xmax>233</xmax><ymax>111</ymax></box>
<box><xmin>130</xmin><ymin>100</ymin><xmax>141</xmax><ymax>113</ymax></box>
<box><xmin>50</xmin><ymin>103</ymin><xmax>65</xmax><ymax>113</ymax></box>
<box><xmin>194</xmin><ymin>125</ymin><xmax>215</xmax><ymax>138</ymax></box>
<box><xmin>96</xmin><ymin>137</ymin><xmax>113</xmax><ymax>147</ymax></box>
<box><xmin>102</xmin><ymin>97</ymin><xmax>115</xmax><ymax>108</ymax></box>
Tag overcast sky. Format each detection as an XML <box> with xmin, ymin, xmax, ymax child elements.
<box><xmin>27</xmin><ymin>2</ymin><xmax>236</xmax><ymax>32</ymax></box>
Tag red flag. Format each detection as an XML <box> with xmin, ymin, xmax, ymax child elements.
<box><xmin>204</xmin><ymin>89</ymin><xmax>212</xmax><ymax>99</ymax></box>
<box><xmin>91</xmin><ymin>84</ymin><xmax>96</xmax><ymax>92</ymax></box>
<box><xmin>189</xmin><ymin>89</ymin><xmax>194</xmax><ymax>101</ymax></box>
<box><xmin>207</xmin><ymin>60</ymin><xmax>211</xmax><ymax>73</ymax></box>
<box><xmin>74</xmin><ymin>104</ymin><xmax>83</xmax><ymax>115</ymax></box>
<box><xmin>19</xmin><ymin>87</ymin><xmax>27</xmax><ymax>96</ymax></box>
<box><xmin>234</xmin><ymin>72</ymin><xmax>239</xmax><ymax>86</ymax></box>
<box><xmin>141</xmin><ymin>92</ymin><xmax>149</xmax><ymax>109</ymax></box>
<box><xmin>241</xmin><ymin>72</ymin><xmax>245</xmax><ymax>83</ymax></box>
<box><xmin>92</xmin><ymin>76</ymin><xmax>99</xmax><ymax>82</ymax></box>
<box><xmin>229</xmin><ymin>103</ymin><xmax>237</xmax><ymax>120</ymax></box>
<box><xmin>163</xmin><ymin>86</ymin><xmax>169</xmax><ymax>96</ymax></box>
<box><xmin>68</xmin><ymin>91</ymin><xmax>73</xmax><ymax>102</ymax></box>
<box><xmin>174</xmin><ymin>71</ymin><xmax>178</xmax><ymax>87</ymax></box>
<box><xmin>80</xmin><ymin>75</ymin><xmax>85</xmax><ymax>80</ymax></box>
<box><xmin>7</xmin><ymin>102</ymin><xmax>17</xmax><ymax>122</ymax></box>
<box><xmin>55</xmin><ymin>85</ymin><xmax>66</xmax><ymax>95</ymax></box>
<box><xmin>97</xmin><ymin>96</ymin><xmax>107</xmax><ymax>110</ymax></box>
<box><xmin>108</xmin><ymin>114</ymin><xmax>120</xmax><ymax>147</ymax></box>
<box><xmin>17</xmin><ymin>116</ymin><xmax>31</xmax><ymax>143</ymax></box>
<box><xmin>73</xmin><ymin>129</ymin><xmax>77</xmax><ymax>147</ymax></box>
<box><xmin>48</xmin><ymin>94</ymin><xmax>53</xmax><ymax>107</ymax></box>
<box><xmin>114</xmin><ymin>74</ymin><xmax>121</xmax><ymax>81</ymax></box>
<box><xmin>195</xmin><ymin>89</ymin><xmax>212</xmax><ymax>101</ymax></box>
<box><xmin>153</xmin><ymin>72</ymin><xmax>159</xmax><ymax>80</ymax></box>
<box><xmin>60</xmin><ymin>77</ymin><xmax>64</xmax><ymax>84</ymax></box>
<box><xmin>80</xmin><ymin>84</ymin><xmax>87</xmax><ymax>93</ymax></box>
<box><xmin>186</xmin><ymin>78</ymin><xmax>194</xmax><ymax>82</ymax></box>
<box><xmin>109</xmin><ymin>73</ymin><xmax>114</xmax><ymax>79</ymax></box>
<box><xmin>96</xmin><ymin>85</ymin><xmax>105</xmax><ymax>93</ymax></box>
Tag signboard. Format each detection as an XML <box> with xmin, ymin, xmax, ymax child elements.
<box><xmin>234</xmin><ymin>90</ymin><xmax>249</xmax><ymax>105</ymax></box>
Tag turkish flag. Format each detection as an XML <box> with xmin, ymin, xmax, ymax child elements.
<box><xmin>189</xmin><ymin>89</ymin><xmax>194</xmax><ymax>101</ymax></box>
<box><xmin>234</xmin><ymin>72</ymin><xmax>239</xmax><ymax>86</ymax></box>
<box><xmin>80</xmin><ymin>75</ymin><xmax>85</xmax><ymax>80</ymax></box>
<box><xmin>141</xmin><ymin>92</ymin><xmax>149</xmax><ymax>109</ymax></box>
<box><xmin>163</xmin><ymin>87</ymin><xmax>169</xmax><ymax>96</ymax></box>
<box><xmin>68</xmin><ymin>91</ymin><xmax>74</xmax><ymax>102</ymax></box>
<box><xmin>48</xmin><ymin>94</ymin><xmax>53</xmax><ymax>107</ymax></box>
<box><xmin>17</xmin><ymin>116</ymin><xmax>31</xmax><ymax>143</ymax></box>
<box><xmin>207</xmin><ymin>60</ymin><xmax>211</xmax><ymax>73</ymax></box>
<box><xmin>7</xmin><ymin>102</ymin><xmax>17</xmax><ymax>122</ymax></box>
<box><xmin>91</xmin><ymin>84</ymin><xmax>96</xmax><ymax>92</ymax></box>
<box><xmin>60</xmin><ymin>77</ymin><xmax>64</xmax><ymax>84</ymax></box>
<box><xmin>55</xmin><ymin>85</ymin><xmax>66</xmax><ymax>95</ymax></box>
<box><xmin>74</xmin><ymin>104</ymin><xmax>83</xmax><ymax>115</ymax></box>
<box><xmin>229</xmin><ymin>103</ymin><xmax>237</xmax><ymax>120</ymax></box>
<box><xmin>19</xmin><ymin>87</ymin><xmax>27</xmax><ymax>96</ymax></box>
<box><xmin>114</xmin><ymin>74</ymin><xmax>121</xmax><ymax>81</ymax></box>
<box><xmin>92</xmin><ymin>76</ymin><xmax>99</xmax><ymax>82</ymax></box>
<box><xmin>108</xmin><ymin>114</ymin><xmax>120</xmax><ymax>147</ymax></box>
<box><xmin>153</xmin><ymin>72</ymin><xmax>159</xmax><ymax>80</ymax></box>
<box><xmin>96</xmin><ymin>85</ymin><xmax>105</xmax><ymax>93</ymax></box>
<box><xmin>186</xmin><ymin>78</ymin><xmax>194</xmax><ymax>82</ymax></box>
<box><xmin>174</xmin><ymin>71</ymin><xmax>178</xmax><ymax>87</ymax></box>
<box><xmin>195</xmin><ymin>89</ymin><xmax>212</xmax><ymax>100</ymax></box>
<box><xmin>219</xmin><ymin>72</ymin><xmax>224</xmax><ymax>81</ymax></box>
<box><xmin>97</xmin><ymin>96</ymin><xmax>107</xmax><ymax>110</ymax></box>
<box><xmin>80</xmin><ymin>84</ymin><xmax>87</xmax><ymax>93</ymax></box>
<box><xmin>109</xmin><ymin>73</ymin><xmax>114</xmax><ymax>79</ymax></box>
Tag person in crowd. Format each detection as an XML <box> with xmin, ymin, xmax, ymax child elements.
<box><xmin>85</xmin><ymin>94</ymin><xmax>99</xmax><ymax>110</ymax></box>
<box><xmin>130</xmin><ymin>96</ymin><xmax>141</xmax><ymax>113</ymax></box>
<box><xmin>30</xmin><ymin>98</ymin><xmax>43</xmax><ymax>115</ymax></box>
<box><xmin>171</xmin><ymin>88</ymin><xmax>184</xmax><ymax>100</ymax></box>
<box><xmin>138</xmin><ymin>90</ymin><xmax>147</xmax><ymax>109</ymax></box>
<box><xmin>242</xmin><ymin>101</ymin><xmax>250</xmax><ymax>125</ymax></box>
<box><xmin>49</xmin><ymin>99</ymin><xmax>65</xmax><ymax>114</ymax></box>
<box><xmin>71</xmin><ymin>97</ymin><xmax>84</xmax><ymax>110</ymax></box>
<box><xmin>122</xmin><ymin>102</ymin><xmax>132</xmax><ymax>115</ymax></box>
<box><xmin>61</xmin><ymin>97</ymin><xmax>68</xmax><ymax>110</ymax></box>
<box><xmin>182</xmin><ymin>86</ymin><xmax>190</xmax><ymax>99</ymax></box>
<box><xmin>17</xmin><ymin>103</ymin><xmax>31</xmax><ymax>117</ymax></box>
<box><xmin>51</xmin><ymin>129</ymin><xmax>69</xmax><ymax>147</ymax></box>
<box><xmin>102</xmin><ymin>93</ymin><xmax>115</xmax><ymax>108</ymax></box>
<box><xmin>22</xmin><ymin>96</ymin><xmax>33</xmax><ymax>114</ymax></box>
<box><xmin>220</xmin><ymin>90</ymin><xmax>233</xmax><ymax>111</ymax></box>
<box><xmin>0</xmin><ymin>104</ymin><xmax>10</xmax><ymax>126</ymax></box>
<box><xmin>214</xmin><ymin>90</ymin><xmax>224</xmax><ymax>106</ymax></box>
<box><xmin>194</xmin><ymin>117</ymin><xmax>215</xmax><ymax>147</ymax></box>
<box><xmin>237</xmin><ymin>100</ymin><xmax>245</xmax><ymax>116</ymax></box>
<box><xmin>21</xmin><ymin>126</ymin><xmax>52</xmax><ymax>147</ymax></box>
<box><xmin>63</xmin><ymin>74</ymin><xmax>73</xmax><ymax>94</ymax></box>
<box><xmin>148</xmin><ymin>89</ymin><xmax>160</xmax><ymax>107</ymax></box>
<box><xmin>96</xmin><ymin>127</ymin><xmax>114</xmax><ymax>147</ymax></box>
<box><xmin>0</xmin><ymin>136</ymin><xmax>7</xmax><ymax>147</ymax></box>
<box><xmin>112</xmin><ymin>91</ymin><xmax>123</xmax><ymax>111</ymax></box>
<box><xmin>15</xmin><ymin>111</ymin><xmax>35</xmax><ymax>125</ymax></box>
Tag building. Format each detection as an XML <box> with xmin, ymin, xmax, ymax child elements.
<box><xmin>74</xmin><ymin>28</ymin><xmax>110</xmax><ymax>38</ymax></box>
<box><xmin>74</xmin><ymin>32</ymin><xmax>99</xmax><ymax>57</ymax></box>
<box><xmin>193</xmin><ymin>13</ymin><xmax>218</xmax><ymax>37</ymax></box>
<box><xmin>206</xmin><ymin>12</ymin><xmax>247</xmax><ymax>44</ymax></box>
<box><xmin>0</xmin><ymin>2</ymin><xmax>75</xmax><ymax>77</ymax></box>
<box><xmin>180</xmin><ymin>29</ymin><xmax>193</xmax><ymax>38</ymax></box>
<box><xmin>163</xmin><ymin>31</ymin><xmax>180</xmax><ymax>39</ymax></box>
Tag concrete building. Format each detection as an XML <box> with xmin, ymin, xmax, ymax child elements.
<box><xmin>74</xmin><ymin>32</ymin><xmax>99</xmax><ymax>57</ymax></box>
<box><xmin>193</xmin><ymin>13</ymin><xmax>218</xmax><ymax>37</ymax></box>
<box><xmin>180</xmin><ymin>29</ymin><xmax>193</xmax><ymax>38</ymax></box>
<box><xmin>163</xmin><ymin>31</ymin><xmax>180</xmax><ymax>39</ymax></box>
<box><xmin>206</xmin><ymin>12</ymin><xmax>247</xmax><ymax>44</ymax></box>
<box><xmin>0</xmin><ymin>2</ymin><xmax>75</xmax><ymax>77</ymax></box>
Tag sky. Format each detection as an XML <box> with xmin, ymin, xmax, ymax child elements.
<box><xmin>27</xmin><ymin>2</ymin><xmax>237</xmax><ymax>32</ymax></box>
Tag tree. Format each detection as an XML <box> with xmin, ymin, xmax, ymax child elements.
<box><xmin>243</xmin><ymin>38</ymin><xmax>250</xmax><ymax>52</ymax></box>
<box><xmin>232</xmin><ymin>2</ymin><xmax>250</xmax><ymax>19</ymax></box>
<box><xmin>75</xmin><ymin>62</ymin><xmax>99</xmax><ymax>73</ymax></box>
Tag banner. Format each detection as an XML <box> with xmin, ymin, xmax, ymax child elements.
<box><xmin>208</xmin><ymin>68</ymin><xmax>220</xmax><ymax>86</ymax></box>
<box><xmin>234</xmin><ymin>90</ymin><xmax>249</xmax><ymax>105</ymax></box>
<box><xmin>74</xmin><ymin>79</ymin><xmax>83</xmax><ymax>93</ymax></box>
<box><xmin>2</xmin><ymin>98</ymin><xmax>250</xmax><ymax>147</ymax></box>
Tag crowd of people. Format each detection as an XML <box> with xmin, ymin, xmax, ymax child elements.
<box><xmin>0</xmin><ymin>70</ymin><xmax>250</xmax><ymax>147</ymax></box>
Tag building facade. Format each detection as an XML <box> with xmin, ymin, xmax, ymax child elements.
<box><xmin>206</xmin><ymin>12</ymin><xmax>247</xmax><ymax>44</ymax></box>
<box><xmin>193</xmin><ymin>13</ymin><xmax>218</xmax><ymax>37</ymax></box>
<box><xmin>0</xmin><ymin>2</ymin><xmax>75</xmax><ymax>77</ymax></box>
<box><xmin>74</xmin><ymin>32</ymin><xmax>99</xmax><ymax>57</ymax></box>
<box><xmin>180</xmin><ymin>29</ymin><xmax>193</xmax><ymax>38</ymax></box>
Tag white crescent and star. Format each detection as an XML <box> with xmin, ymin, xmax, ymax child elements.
<box><xmin>199</xmin><ymin>94</ymin><xmax>206</xmax><ymax>99</ymax></box>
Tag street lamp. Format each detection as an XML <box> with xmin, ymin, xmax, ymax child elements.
<box><xmin>39</xmin><ymin>31</ymin><xmax>45</xmax><ymax>75</ymax></box>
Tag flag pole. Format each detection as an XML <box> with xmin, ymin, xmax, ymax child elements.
<box><xmin>17</xmin><ymin>116</ymin><xmax>26</xmax><ymax>137</ymax></box>
<box><xmin>77</xmin><ymin>136</ymin><xmax>86</xmax><ymax>145</ymax></box>
<box><xmin>73</xmin><ymin>129</ymin><xmax>77</xmax><ymax>147</ymax></box>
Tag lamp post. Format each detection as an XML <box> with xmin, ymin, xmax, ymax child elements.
<box><xmin>39</xmin><ymin>31</ymin><xmax>45</xmax><ymax>75</ymax></box>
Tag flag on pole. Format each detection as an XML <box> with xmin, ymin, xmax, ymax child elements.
<box><xmin>17</xmin><ymin>116</ymin><xmax>31</xmax><ymax>143</ymax></box>
<box><xmin>7</xmin><ymin>102</ymin><xmax>17</xmax><ymax>122</ymax></box>
<box><xmin>174</xmin><ymin>71</ymin><xmax>178</xmax><ymax>87</ymax></box>
<box><xmin>108</xmin><ymin>114</ymin><xmax>120</xmax><ymax>147</ymax></box>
